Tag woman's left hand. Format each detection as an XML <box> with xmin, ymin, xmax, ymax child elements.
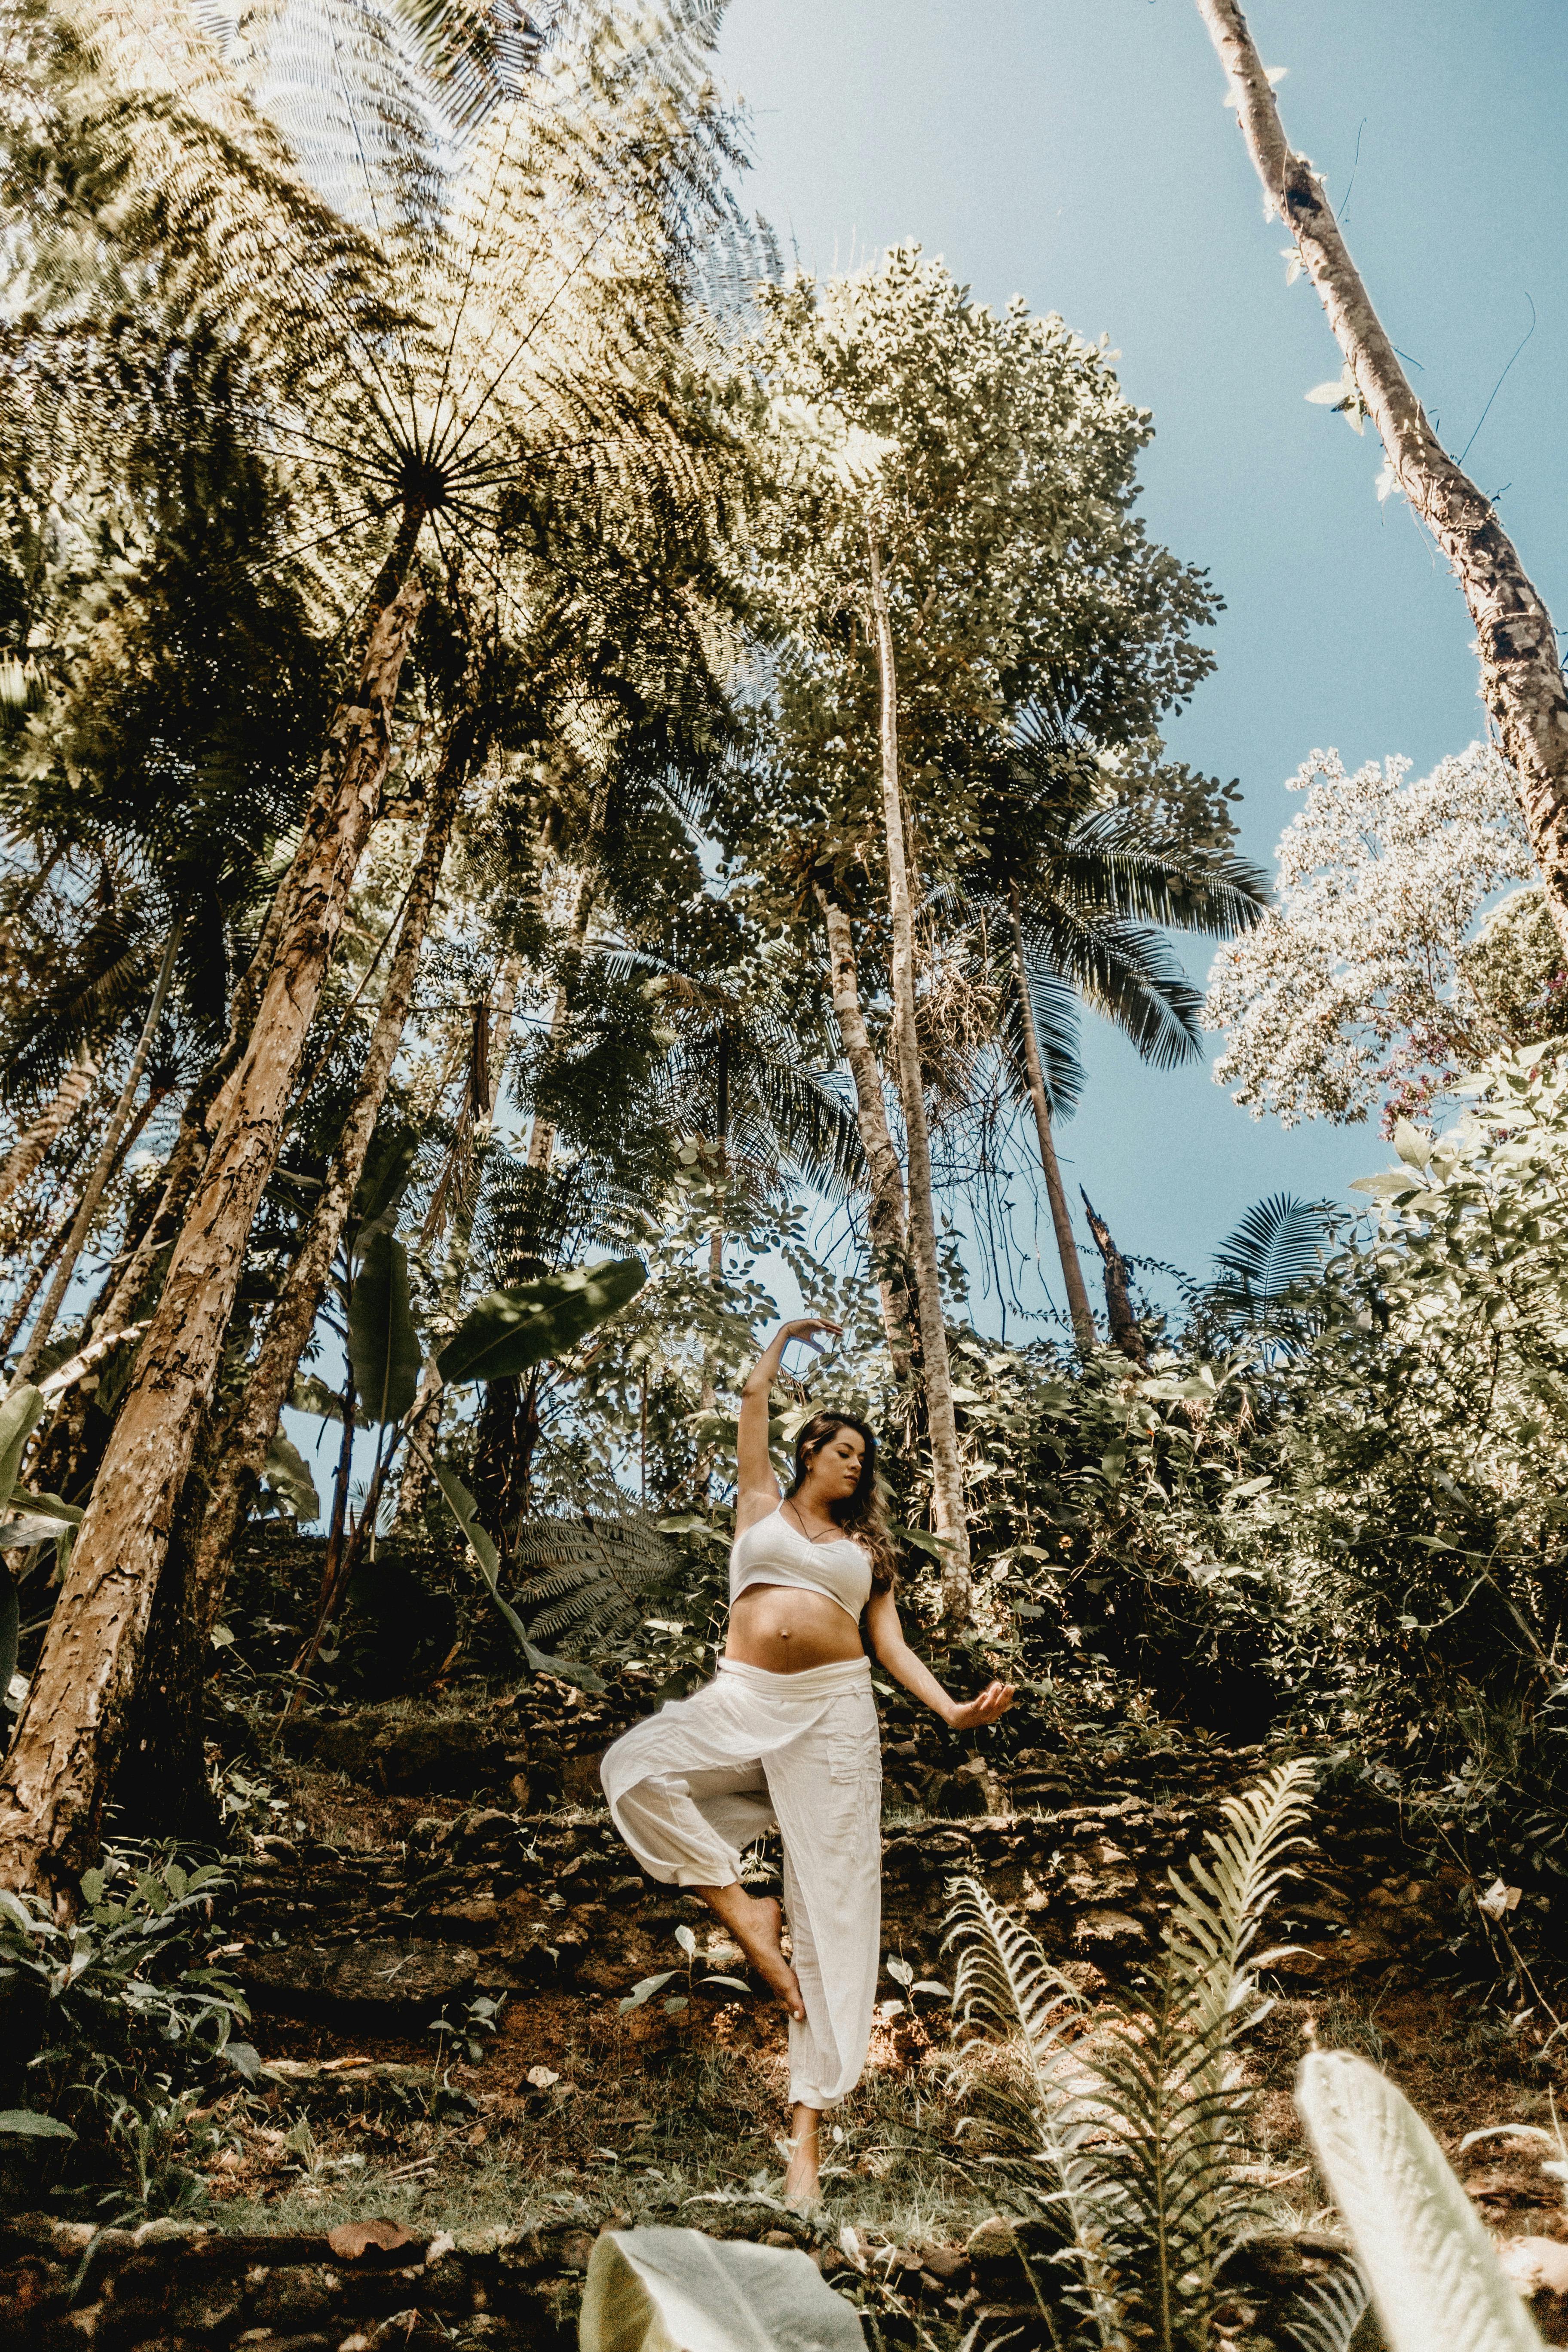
<box><xmin>946</xmin><ymin>1680</ymin><xmax>1015</xmax><ymax>1731</ymax></box>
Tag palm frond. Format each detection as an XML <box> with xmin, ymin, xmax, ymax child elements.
<box><xmin>1208</xmin><ymin>1194</ymin><xmax>1332</xmax><ymax>1309</ymax></box>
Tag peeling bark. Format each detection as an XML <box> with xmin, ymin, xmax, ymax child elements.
<box><xmin>1197</xmin><ymin>0</ymin><xmax>1568</xmax><ymax>952</ymax></box>
<box><xmin>1080</xmin><ymin>1189</ymin><xmax>1147</xmax><ymax>1368</ymax></box>
<box><xmin>866</xmin><ymin>533</ymin><xmax>971</xmax><ymax>1620</ymax></box>
<box><xmin>0</xmin><ymin>554</ymin><xmax>427</xmax><ymax>1898</ymax></box>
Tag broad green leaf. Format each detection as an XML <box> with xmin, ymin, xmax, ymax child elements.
<box><xmin>348</xmin><ymin>1229</ymin><xmax>421</xmax><ymax>1425</ymax></box>
<box><xmin>353</xmin><ymin>1122</ymin><xmax>420</xmax><ymax>1239</ymax></box>
<box><xmin>0</xmin><ymin>2110</ymin><xmax>75</xmax><ymax>2139</ymax></box>
<box><xmin>263</xmin><ymin>1431</ymin><xmax>320</xmax><ymax>1522</ymax></box>
<box><xmin>14</xmin><ymin>1491</ymin><xmax>83</xmax><ymax>1525</ymax></box>
<box><xmin>1296</xmin><ymin>2050</ymin><xmax>1544</xmax><ymax>2352</ymax></box>
<box><xmin>436</xmin><ymin>1256</ymin><xmax>646</xmax><ymax>1387</ymax></box>
<box><xmin>0</xmin><ymin>1385</ymin><xmax>45</xmax><ymax>1516</ymax></box>
<box><xmin>619</xmin><ymin>1970</ymin><xmax>677</xmax><ymax>2015</ymax></box>
<box><xmin>580</xmin><ymin>2225</ymin><xmax>866</xmax><ymax>2352</ymax></box>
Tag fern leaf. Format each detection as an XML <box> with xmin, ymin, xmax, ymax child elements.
<box><xmin>1276</xmin><ymin>2260</ymin><xmax>1370</xmax><ymax>2352</ymax></box>
<box><xmin>943</xmin><ymin>1876</ymin><xmax>1126</xmax><ymax>2346</ymax></box>
<box><xmin>1296</xmin><ymin>2051</ymin><xmax>1546</xmax><ymax>2352</ymax></box>
<box><xmin>502</xmin><ymin>1511</ymin><xmax>676</xmax><ymax>1658</ymax></box>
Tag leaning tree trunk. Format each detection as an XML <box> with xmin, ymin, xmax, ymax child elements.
<box><xmin>184</xmin><ymin>715</ymin><xmax>472</xmax><ymax>1648</ymax></box>
<box><xmin>1009</xmin><ymin>887</ymin><xmax>1096</xmax><ymax>1352</ymax></box>
<box><xmin>815</xmin><ymin>887</ymin><xmax>919</xmax><ymax>1384</ymax></box>
<box><xmin>1080</xmin><ymin>1190</ymin><xmax>1147</xmax><ymax>1369</ymax></box>
<box><xmin>866</xmin><ymin>533</ymin><xmax>971</xmax><ymax>1620</ymax></box>
<box><xmin>12</xmin><ymin>925</ymin><xmax>181</xmax><ymax>1385</ymax></box>
<box><xmin>0</xmin><ymin>538</ymin><xmax>427</xmax><ymax>1899</ymax></box>
<box><xmin>0</xmin><ymin>1054</ymin><xmax>97</xmax><ymax>1220</ymax></box>
<box><xmin>1197</xmin><ymin>0</ymin><xmax>1568</xmax><ymax>952</ymax></box>
<box><xmin>89</xmin><ymin>858</ymin><xmax>313</xmax><ymax>1343</ymax></box>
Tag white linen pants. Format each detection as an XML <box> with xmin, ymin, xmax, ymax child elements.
<box><xmin>600</xmin><ymin>1655</ymin><xmax>882</xmax><ymax>2111</ymax></box>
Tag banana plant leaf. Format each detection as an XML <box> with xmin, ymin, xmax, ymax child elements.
<box><xmin>353</xmin><ymin>1122</ymin><xmax>420</xmax><ymax>1242</ymax></box>
<box><xmin>436</xmin><ymin>1256</ymin><xmax>646</xmax><ymax>1387</ymax></box>
<box><xmin>580</xmin><ymin>2226</ymin><xmax>865</xmax><ymax>2352</ymax></box>
<box><xmin>433</xmin><ymin>1466</ymin><xmax>605</xmax><ymax>1694</ymax></box>
<box><xmin>263</xmin><ymin>1432</ymin><xmax>320</xmax><ymax>1522</ymax></box>
<box><xmin>348</xmin><ymin>1229</ymin><xmax>421</xmax><ymax>1426</ymax></box>
<box><xmin>0</xmin><ymin>1385</ymin><xmax>46</xmax><ymax>1516</ymax></box>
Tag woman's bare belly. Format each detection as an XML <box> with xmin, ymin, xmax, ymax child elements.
<box><xmin>725</xmin><ymin>1583</ymin><xmax>865</xmax><ymax>1673</ymax></box>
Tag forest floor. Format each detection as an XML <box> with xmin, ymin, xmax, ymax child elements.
<box><xmin>10</xmin><ymin>1535</ymin><xmax>1568</xmax><ymax>2348</ymax></box>
<box><xmin>181</xmin><ymin>1662</ymin><xmax>1568</xmax><ymax>2345</ymax></box>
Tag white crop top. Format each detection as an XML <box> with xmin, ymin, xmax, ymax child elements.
<box><xmin>729</xmin><ymin>1504</ymin><xmax>873</xmax><ymax>1622</ymax></box>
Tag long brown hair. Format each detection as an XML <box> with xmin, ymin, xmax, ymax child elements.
<box><xmin>787</xmin><ymin>1412</ymin><xmax>897</xmax><ymax>1591</ymax></box>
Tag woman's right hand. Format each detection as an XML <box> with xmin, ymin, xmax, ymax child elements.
<box><xmin>778</xmin><ymin>1315</ymin><xmax>842</xmax><ymax>1352</ymax></box>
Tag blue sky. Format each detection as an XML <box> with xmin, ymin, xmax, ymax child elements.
<box><xmin>714</xmin><ymin>0</ymin><xmax>1568</xmax><ymax>1323</ymax></box>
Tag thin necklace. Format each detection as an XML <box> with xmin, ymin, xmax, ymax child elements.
<box><xmin>784</xmin><ymin>1497</ymin><xmax>839</xmax><ymax>1544</ymax></box>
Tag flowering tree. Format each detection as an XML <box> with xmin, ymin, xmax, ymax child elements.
<box><xmin>1204</xmin><ymin>742</ymin><xmax>1566</xmax><ymax>1130</ymax></box>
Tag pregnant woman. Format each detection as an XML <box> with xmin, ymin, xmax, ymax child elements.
<box><xmin>601</xmin><ymin>1315</ymin><xmax>1013</xmax><ymax>2204</ymax></box>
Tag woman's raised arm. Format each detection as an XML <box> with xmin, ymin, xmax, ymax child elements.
<box><xmin>735</xmin><ymin>1317</ymin><xmax>842</xmax><ymax>1532</ymax></box>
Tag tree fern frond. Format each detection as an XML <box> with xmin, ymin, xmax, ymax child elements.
<box><xmin>943</xmin><ymin>1875</ymin><xmax>1126</xmax><ymax>2347</ymax></box>
<box><xmin>506</xmin><ymin>1510</ymin><xmax>677</xmax><ymax>1654</ymax></box>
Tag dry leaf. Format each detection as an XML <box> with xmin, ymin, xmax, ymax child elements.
<box><xmin>327</xmin><ymin>2218</ymin><xmax>414</xmax><ymax>2260</ymax></box>
<box><xmin>1478</xmin><ymin>1878</ymin><xmax>1522</xmax><ymax>1919</ymax></box>
<box><xmin>526</xmin><ymin>2064</ymin><xmax>560</xmax><ymax>2090</ymax></box>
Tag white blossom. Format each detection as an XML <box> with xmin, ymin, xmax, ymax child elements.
<box><xmin>1203</xmin><ymin>742</ymin><xmax>1557</xmax><ymax>1130</ymax></box>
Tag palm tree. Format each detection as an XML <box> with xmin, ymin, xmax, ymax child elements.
<box><xmin>966</xmin><ymin>713</ymin><xmax>1269</xmax><ymax>1350</ymax></box>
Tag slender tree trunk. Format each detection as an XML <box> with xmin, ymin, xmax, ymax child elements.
<box><xmin>12</xmin><ymin>928</ymin><xmax>181</xmax><ymax>1385</ymax></box>
<box><xmin>0</xmin><ymin>1055</ymin><xmax>97</xmax><ymax>1220</ymax></box>
<box><xmin>865</xmin><ymin>532</ymin><xmax>971</xmax><ymax>1619</ymax></box>
<box><xmin>1080</xmin><ymin>1190</ymin><xmax>1147</xmax><ymax>1368</ymax></box>
<box><xmin>1197</xmin><ymin>0</ymin><xmax>1568</xmax><ymax>952</ymax></box>
<box><xmin>815</xmin><ymin>887</ymin><xmax>917</xmax><ymax>1383</ymax></box>
<box><xmin>525</xmin><ymin>869</ymin><xmax>595</xmax><ymax>1171</ymax></box>
<box><xmin>91</xmin><ymin>838</ymin><xmax>323</xmax><ymax>1343</ymax></box>
<box><xmin>0</xmin><ymin>545</ymin><xmax>426</xmax><ymax>1898</ymax></box>
<box><xmin>185</xmin><ymin>724</ymin><xmax>471</xmax><ymax>1646</ymax></box>
<box><xmin>0</xmin><ymin>1237</ymin><xmax>59</xmax><ymax>1364</ymax></box>
<box><xmin>1009</xmin><ymin>887</ymin><xmax>1096</xmax><ymax>1351</ymax></box>
<box><xmin>24</xmin><ymin>1087</ymin><xmax>172</xmax><ymax>1503</ymax></box>
<box><xmin>2</xmin><ymin>1089</ymin><xmax>164</xmax><ymax>1379</ymax></box>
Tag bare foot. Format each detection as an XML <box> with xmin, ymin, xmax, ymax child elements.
<box><xmin>694</xmin><ymin>1882</ymin><xmax>806</xmax><ymax>2019</ymax></box>
<box><xmin>729</xmin><ymin>1893</ymin><xmax>806</xmax><ymax>2021</ymax></box>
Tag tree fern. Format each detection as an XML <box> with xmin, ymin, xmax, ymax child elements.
<box><xmin>509</xmin><ymin>1509</ymin><xmax>676</xmax><ymax>1654</ymax></box>
<box><xmin>1275</xmin><ymin>2264</ymin><xmax>1370</xmax><ymax>2352</ymax></box>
